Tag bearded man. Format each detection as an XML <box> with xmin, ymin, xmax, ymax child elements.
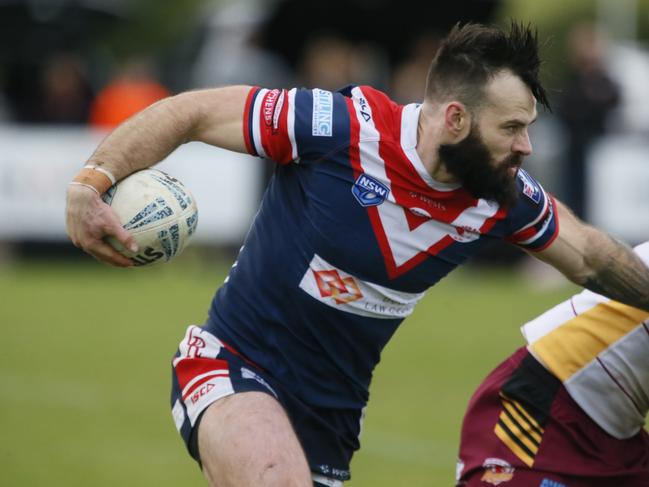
<box><xmin>66</xmin><ymin>22</ymin><xmax>649</xmax><ymax>487</ymax></box>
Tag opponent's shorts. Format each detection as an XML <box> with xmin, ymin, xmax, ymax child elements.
<box><xmin>457</xmin><ymin>347</ymin><xmax>649</xmax><ymax>487</ymax></box>
<box><xmin>170</xmin><ymin>325</ymin><xmax>359</xmax><ymax>486</ymax></box>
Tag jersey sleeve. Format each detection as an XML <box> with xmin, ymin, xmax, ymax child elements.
<box><xmin>242</xmin><ymin>86</ymin><xmax>352</xmax><ymax>164</ymax></box>
<box><xmin>504</xmin><ymin>169</ymin><xmax>559</xmax><ymax>252</ymax></box>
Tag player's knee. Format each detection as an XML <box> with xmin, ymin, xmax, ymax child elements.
<box><xmin>198</xmin><ymin>393</ymin><xmax>312</xmax><ymax>486</ymax></box>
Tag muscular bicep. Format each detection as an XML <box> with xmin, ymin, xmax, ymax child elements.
<box><xmin>178</xmin><ymin>85</ymin><xmax>252</xmax><ymax>153</ymax></box>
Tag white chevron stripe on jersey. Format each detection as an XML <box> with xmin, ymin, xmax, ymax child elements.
<box><xmin>350</xmin><ymin>86</ymin><xmax>500</xmax><ymax>269</ymax></box>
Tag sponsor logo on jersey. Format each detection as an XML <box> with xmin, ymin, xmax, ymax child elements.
<box><xmin>262</xmin><ymin>89</ymin><xmax>281</xmax><ymax>128</ymax></box>
<box><xmin>312</xmin><ymin>88</ymin><xmax>333</xmax><ymax>136</ymax></box>
<box><xmin>409</xmin><ymin>191</ymin><xmax>447</xmax><ymax>211</ymax></box>
<box><xmin>539</xmin><ymin>480</ymin><xmax>566</xmax><ymax>487</ymax></box>
<box><xmin>450</xmin><ymin>225</ymin><xmax>481</xmax><ymax>243</ymax></box>
<box><xmin>313</xmin><ymin>269</ymin><xmax>363</xmax><ymax>304</ymax></box>
<box><xmin>272</xmin><ymin>90</ymin><xmax>285</xmax><ymax>132</ymax></box>
<box><xmin>358</xmin><ymin>96</ymin><xmax>371</xmax><ymax>122</ymax></box>
<box><xmin>299</xmin><ymin>254</ymin><xmax>424</xmax><ymax>319</ymax></box>
<box><xmin>480</xmin><ymin>458</ymin><xmax>514</xmax><ymax>485</ymax></box>
<box><xmin>352</xmin><ymin>173</ymin><xmax>390</xmax><ymax>207</ymax></box>
<box><xmin>518</xmin><ymin>169</ymin><xmax>541</xmax><ymax>203</ymax></box>
<box><xmin>409</xmin><ymin>207</ymin><xmax>431</xmax><ymax>218</ymax></box>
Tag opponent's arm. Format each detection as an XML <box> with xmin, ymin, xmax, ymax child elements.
<box><xmin>66</xmin><ymin>85</ymin><xmax>253</xmax><ymax>267</ymax></box>
<box><xmin>534</xmin><ymin>199</ymin><xmax>649</xmax><ymax>311</ymax></box>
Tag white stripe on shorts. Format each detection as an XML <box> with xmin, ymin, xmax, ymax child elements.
<box><xmin>312</xmin><ymin>473</ymin><xmax>343</xmax><ymax>486</ymax></box>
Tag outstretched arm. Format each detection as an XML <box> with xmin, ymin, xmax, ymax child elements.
<box><xmin>66</xmin><ymin>85</ymin><xmax>253</xmax><ymax>267</ymax></box>
<box><xmin>534</xmin><ymin>199</ymin><xmax>649</xmax><ymax>311</ymax></box>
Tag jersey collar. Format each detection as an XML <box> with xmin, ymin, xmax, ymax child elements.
<box><xmin>400</xmin><ymin>103</ymin><xmax>461</xmax><ymax>192</ymax></box>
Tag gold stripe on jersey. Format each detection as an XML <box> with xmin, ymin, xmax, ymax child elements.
<box><xmin>495</xmin><ymin>419</ymin><xmax>536</xmax><ymax>467</ymax></box>
<box><xmin>494</xmin><ymin>394</ymin><xmax>544</xmax><ymax>467</ymax></box>
<box><xmin>530</xmin><ymin>301</ymin><xmax>649</xmax><ymax>382</ymax></box>
<box><xmin>502</xmin><ymin>398</ymin><xmax>543</xmax><ymax>444</ymax></box>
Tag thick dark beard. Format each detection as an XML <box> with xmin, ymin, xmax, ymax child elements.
<box><xmin>438</xmin><ymin>126</ymin><xmax>521</xmax><ymax>208</ymax></box>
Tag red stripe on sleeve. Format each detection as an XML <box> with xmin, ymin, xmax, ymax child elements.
<box><xmin>242</xmin><ymin>87</ymin><xmax>259</xmax><ymax>156</ymax></box>
<box><xmin>529</xmin><ymin>195</ymin><xmax>560</xmax><ymax>252</ymax></box>
<box><xmin>507</xmin><ymin>225</ymin><xmax>539</xmax><ymax>244</ymax></box>
<box><xmin>259</xmin><ymin>89</ymin><xmax>294</xmax><ymax>164</ymax></box>
<box><xmin>507</xmin><ymin>197</ymin><xmax>552</xmax><ymax>243</ymax></box>
<box><xmin>506</xmin><ymin>195</ymin><xmax>560</xmax><ymax>250</ymax></box>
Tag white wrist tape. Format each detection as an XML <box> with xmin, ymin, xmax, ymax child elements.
<box><xmin>83</xmin><ymin>164</ymin><xmax>117</xmax><ymax>185</ymax></box>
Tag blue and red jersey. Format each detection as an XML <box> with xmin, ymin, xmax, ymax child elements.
<box><xmin>205</xmin><ymin>85</ymin><xmax>559</xmax><ymax>410</ymax></box>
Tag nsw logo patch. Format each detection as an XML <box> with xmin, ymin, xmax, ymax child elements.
<box><xmin>518</xmin><ymin>169</ymin><xmax>541</xmax><ymax>204</ymax></box>
<box><xmin>352</xmin><ymin>173</ymin><xmax>389</xmax><ymax>207</ymax></box>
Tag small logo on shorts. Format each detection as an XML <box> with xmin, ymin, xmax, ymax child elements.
<box><xmin>481</xmin><ymin>458</ymin><xmax>514</xmax><ymax>485</ymax></box>
<box><xmin>241</xmin><ymin>367</ymin><xmax>278</xmax><ymax>398</ymax></box>
<box><xmin>352</xmin><ymin>173</ymin><xmax>390</xmax><ymax>207</ymax></box>
<box><xmin>539</xmin><ymin>480</ymin><xmax>566</xmax><ymax>487</ymax></box>
<box><xmin>190</xmin><ymin>382</ymin><xmax>215</xmax><ymax>404</ymax></box>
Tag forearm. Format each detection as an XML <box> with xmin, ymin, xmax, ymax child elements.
<box><xmin>582</xmin><ymin>230</ymin><xmax>649</xmax><ymax>311</ymax></box>
<box><xmin>86</xmin><ymin>85</ymin><xmax>250</xmax><ymax>181</ymax></box>
<box><xmin>535</xmin><ymin>200</ymin><xmax>649</xmax><ymax>311</ymax></box>
<box><xmin>87</xmin><ymin>95</ymin><xmax>192</xmax><ymax>181</ymax></box>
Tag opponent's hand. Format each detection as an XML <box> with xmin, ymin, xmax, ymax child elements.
<box><xmin>65</xmin><ymin>184</ymin><xmax>138</xmax><ymax>267</ymax></box>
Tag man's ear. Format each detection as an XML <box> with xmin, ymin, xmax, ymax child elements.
<box><xmin>444</xmin><ymin>102</ymin><xmax>470</xmax><ymax>137</ymax></box>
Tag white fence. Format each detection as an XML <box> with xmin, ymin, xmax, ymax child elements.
<box><xmin>588</xmin><ymin>134</ymin><xmax>649</xmax><ymax>244</ymax></box>
<box><xmin>0</xmin><ymin>125</ymin><xmax>264</xmax><ymax>244</ymax></box>
<box><xmin>0</xmin><ymin>125</ymin><xmax>647</xmax><ymax>246</ymax></box>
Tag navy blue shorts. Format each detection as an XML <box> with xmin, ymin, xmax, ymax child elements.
<box><xmin>170</xmin><ymin>325</ymin><xmax>360</xmax><ymax>485</ymax></box>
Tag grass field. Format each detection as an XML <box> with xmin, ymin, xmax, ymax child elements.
<box><xmin>0</xmin><ymin>250</ymin><xmax>575</xmax><ymax>486</ymax></box>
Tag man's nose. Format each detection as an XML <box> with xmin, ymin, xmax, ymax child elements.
<box><xmin>513</xmin><ymin>130</ymin><xmax>532</xmax><ymax>156</ymax></box>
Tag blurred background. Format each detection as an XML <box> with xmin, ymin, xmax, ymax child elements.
<box><xmin>1</xmin><ymin>0</ymin><xmax>648</xmax><ymax>485</ymax></box>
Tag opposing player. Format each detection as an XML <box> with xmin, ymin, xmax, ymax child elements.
<box><xmin>66</xmin><ymin>23</ymin><xmax>649</xmax><ymax>486</ymax></box>
<box><xmin>456</xmin><ymin>241</ymin><xmax>649</xmax><ymax>487</ymax></box>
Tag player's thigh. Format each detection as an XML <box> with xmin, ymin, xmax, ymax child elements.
<box><xmin>198</xmin><ymin>390</ymin><xmax>312</xmax><ymax>487</ymax></box>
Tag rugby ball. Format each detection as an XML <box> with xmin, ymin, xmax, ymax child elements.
<box><xmin>101</xmin><ymin>168</ymin><xmax>198</xmax><ymax>266</ymax></box>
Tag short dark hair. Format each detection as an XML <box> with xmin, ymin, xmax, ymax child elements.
<box><xmin>424</xmin><ymin>22</ymin><xmax>550</xmax><ymax>111</ymax></box>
